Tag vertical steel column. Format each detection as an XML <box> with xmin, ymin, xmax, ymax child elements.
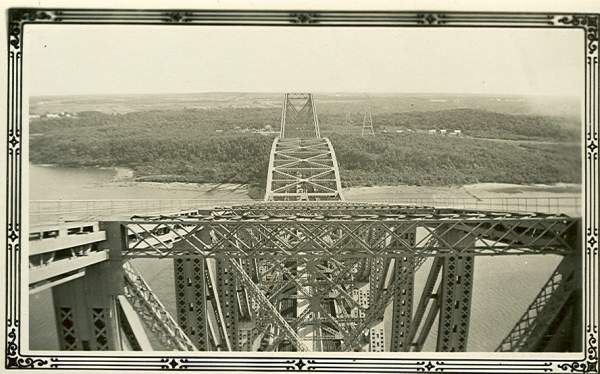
<box><xmin>174</xmin><ymin>257</ymin><xmax>209</xmax><ymax>350</ymax></box>
<box><xmin>368</xmin><ymin>228</ymin><xmax>385</xmax><ymax>306</ymax></box>
<box><xmin>173</xmin><ymin>227</ymin><xmax>210</xmax><ymax>350</ymax></box>
<box><xmin>52</xmin><ymin>222</ymin><xmax>124</xmax><ymax>350</ymax></box>
<box><xmin>216</xmin><ymin>259</ymin><xmax>239</xmax><ymax>351</ymax></box>
<box><xmin>390</xmin><ymin>227</ymin><xmax>416</xmax><ymax>351</ymax></box>
<box><xmin>236</xmin><ymin>228</ymin><xmax>257</xmax><ymax>350</ymax></box>
<box><xmin>436</xmin><ymin>229</ymin><xmax>475</xmax><ymax>352</ymax></box>
<box><xmin>368</xmin><ymin>259</ymin><xmax>383</xmax><ymax>318</ymax></box>
<box><xmin>368</xmin><ymin>226</ymin><xmax>386</xmax><ymax>352</ymax></box>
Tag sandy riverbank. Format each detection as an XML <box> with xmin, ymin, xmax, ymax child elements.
<box><xmin>343</xmin><ymin>183</ymin><xmax>581</xmax><ymax>201</ymax></box>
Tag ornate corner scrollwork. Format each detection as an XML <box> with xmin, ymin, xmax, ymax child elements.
<box><xmin>557</xmin><ymin>15</ymin><xmax>599</xmax><ymax>55</ymax></box>
<box><xmin>8</xmin><ymin>9</ymin><xmax>53</xmax><ymax>49</ymax></box>
<box><xmin>558</xmin><ymin>361</ymin><xmax>597</xmax><ymax>373</ymax></box>
<box><xmin>558</xmin><ymin>331</ymin><xmax>598</xmax><ymax>373</ymax></box>
<box><xmin>5</xmin><ymin>326</ymin><xmax>48</xmax><ymax>369</ymax></box>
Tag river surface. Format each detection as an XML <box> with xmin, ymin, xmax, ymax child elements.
<box><xmin>28</xmin><ymin>164</ymin><xmax>567</xmax><ymax>351</ymax></box>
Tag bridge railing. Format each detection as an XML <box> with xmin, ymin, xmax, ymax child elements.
<box><xmin>352</xmin><ymin>195</ymin><xmax>581</xmax><ymax>216</ymax></box>
<box><xmin>29</xmin><ymin>199</ymin><xmax>255</xmax><ymax>224</ymax></box>
<box><xmin>29</xmin><ymin>195</ymin><xmax>581</xmax><ymax>224</ymax></box>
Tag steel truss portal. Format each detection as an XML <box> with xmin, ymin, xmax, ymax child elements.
<box><xmin>121</xmin><ymin>206</ymin><xmax>578</xmax><ymax>259</ymax></box>
<box><xmin>266</xmin><ymin>92</ymin><xmax>343</xmax><ymax>202</ymax></box>
<box><xmin>265</xmin><ymin>138</ymin><xmax>344</xmax><ymax>201</ymax></box>
<box><xmin>103</xmin><ymin>201</ymin><xmax>580</xmax><ymax>352</ymax></box>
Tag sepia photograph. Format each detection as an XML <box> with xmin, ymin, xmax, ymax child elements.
<box><xmin>3</xmin><ymin>2</ymin><xmax>598</xmax><ymax>373</ymax></box>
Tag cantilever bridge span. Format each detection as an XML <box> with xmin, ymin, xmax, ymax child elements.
<box><xmin>28</xmin><ymin>93</ymin><xmax>581</xmax><ymax>353</ymax></box>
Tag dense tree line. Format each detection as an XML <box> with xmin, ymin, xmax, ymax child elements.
<box><xmin>329</xmin><ymin>134</ymin><xmax>581</xmax><ymax>187</ymax></box>
<box><xmin>320</xmin><ymin>109</ymin><xmax>579</xmax><ymax>141</ymax></box>
<box><xmin>29</xmin><ymin>108</ymin><xmax>581</xmax><ymax>188</ymax></box>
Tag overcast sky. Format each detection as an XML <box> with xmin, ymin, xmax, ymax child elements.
<box><xmin>25</xmin><ymin>25</ymin><xmax>583</xmax><ymax>97</ymax></box>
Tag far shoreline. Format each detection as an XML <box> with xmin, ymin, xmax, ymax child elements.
<box><xmin>30</xmin><ymin>163</ymin><xmax>582</xmax><ymax>199</ymax></box>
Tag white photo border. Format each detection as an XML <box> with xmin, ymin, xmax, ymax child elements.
<box><xmin>4</xmin><ymin>8</ymin><xmax>599</xmax><ymax>373</ymax></box>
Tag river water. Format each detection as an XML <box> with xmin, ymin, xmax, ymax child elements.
<box><xmin>28</xmin><ymin>164</ymin><xmax>563</xmax><ymax>351</ymax></box>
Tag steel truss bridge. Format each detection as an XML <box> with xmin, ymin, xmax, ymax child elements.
<box><xmin>28</xmin><ymin>93</ymin><xmax>581</xmax><ymax>353</ymax></box>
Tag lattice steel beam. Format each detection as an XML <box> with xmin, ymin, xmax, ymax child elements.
<box><xmin>119</xmin><ymin>215</ymin><xmax>579</xmax><ymax>259</ymax></box>
<box><xmin>496</xmin><ymin>255</ymin><xmax>580</xmax><ymax>352</ymax></box>
<box><xmin>227</xmin><ymin>258</ymin><xmax>310</xmax><ymax>351</ymax></box>
<box><xmin>123</xmin><ymin>261</ymin><xmax>197</xmax><ymax>351</ymax></box>
<box><xmin>103</xmin><ymin>200</ymin><xmax>578</xmax><ymax>352</ymax></box>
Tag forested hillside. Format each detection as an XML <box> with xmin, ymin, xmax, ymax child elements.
<box><xmin>321</xmin><ymin>109</ymin><xmax>579</xmax><ymax>141</ymax></box>
<box><xmin>330</xmin><ymin>134</ymin><xmax>580</xmax><ymax>187</ymax></box>
<box><xmin>29</xmin><ymin>107</ymin><xmax>581</xmax><ymax>189</ymax></box>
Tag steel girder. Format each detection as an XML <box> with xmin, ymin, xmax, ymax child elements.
<box><xmin>118</xmin><ymin>205</ymin><xmax>578</xmax><ymax>352</ymax></box>
<box><xmin>407</xmin><ymin>256</ymin><xmax>444</xmax><ymax>352</ymax></box>
<box><xmin>496</xmin><ymin>255</ymin><xmax>580</xmax><ymax>352</ymax></box>
<box><xmin>218</xmin><ymin>202</ymin><xmax>436</xmax><ymax>216</ymax></box>
<box><xmin>120</xmin><ymin>213</ymin><xmax>578</xmax><ymax>259</ymax></box>
<box><xmin>115</xmin><ymin>207</ymin><xmax>578</xmax><ymax>352</ymax></box>
<box><xmin>104</xmin><ymin>205</ymin><xmax>579</xmax><ymax>352</ymax></box>
<box><xmin>265</xmin><ymin>138</ymin><xmax>344</xmax><ymax>201</ymax></box>
<box><xmin>390</xmin><ymin>229</ymin><xmax>417</xmax><ymax>352</ymax></box>
<box><xmin>173</xmin><ymin>257</ymin><xmax>210</xmax><ymax>350</ymax></box>
<box><xmin>122</xmin><ymin>261</ymin><xmax>197</xmax><ymax>351</ymax></box>
<box><xmin>435</xmin><ymin>230</ymin><xmax>476</xmax><ymax>352</ymax></box>
<box><xmin>401</xmin><ymin>230</ymin><xmax>476</xmax><ymax>352</ymax></box>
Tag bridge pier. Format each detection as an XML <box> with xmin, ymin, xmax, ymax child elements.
<box><xmin>52</xmin><ymin>222</ymin><xmax>124</xmax><ymax>350</ymax></box>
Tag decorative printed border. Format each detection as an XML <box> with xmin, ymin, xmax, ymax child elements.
<box><xmin>4</xmin><ymin>8</ymin><xmax>599</xmax><ymax>373</ymax></box>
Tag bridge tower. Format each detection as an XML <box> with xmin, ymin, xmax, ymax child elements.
<box><xmin>280</xmin><ymin>93</ymin><xmax>320</xmax><ymax>139</ymax></box>
<box><xmin>266</xmin><ymin>93</ymin><xmax>343</xmax><ymax>201</ymax></box>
